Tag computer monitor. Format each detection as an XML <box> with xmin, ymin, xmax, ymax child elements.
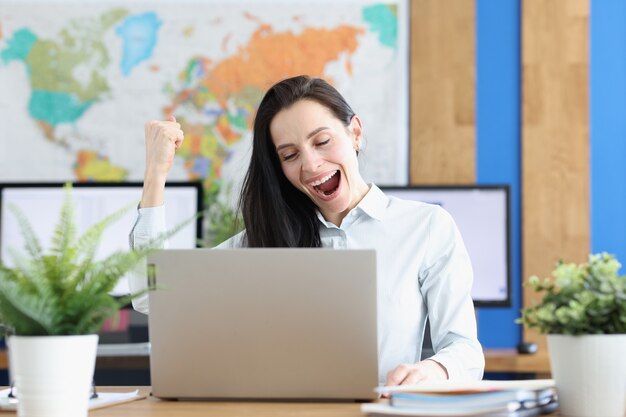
<box><xmin>380</xmin><ymin>185</ymin><xmax>511</xmax><ymax>307</ymax></box>
<box><xmin>0</xmin><ymin>182</ymin><xmax>203</xmax><ymax>296</ymax></box>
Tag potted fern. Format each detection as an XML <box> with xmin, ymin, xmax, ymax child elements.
<box><xmin>518</xmin><ymin>253</ymin><xmax>626</xmax><ymax>417</ymax></box>
<box><xmin>0</xmin><ymin>185</ymin><xmax>160</xmax><ymax>417</ymax></box>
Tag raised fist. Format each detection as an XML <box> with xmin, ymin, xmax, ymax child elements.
<box><xmin>144</xmin><ymin>115</ymin><xmax>184</xmax><ymax>179</ymax></box>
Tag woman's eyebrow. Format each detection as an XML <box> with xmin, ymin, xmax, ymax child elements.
<box><xmin>275</xmin><ymin>127</ymin><xmax>330</xmax><ymax>152</ymax></box>
<box><xmin>306</xmin><ymin>126</ymin><xmax>329</xmax><ymax>139</ymax></box>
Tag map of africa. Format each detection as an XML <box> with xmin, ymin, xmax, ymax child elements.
<box><xmin>0</xmin><ymin>1</ymin><xmax>408</xmax><ymax>236</ymax></box>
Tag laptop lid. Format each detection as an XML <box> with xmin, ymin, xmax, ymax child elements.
<box><xmin>147</xmin><ymin>248</ymin><xmax>378</xmax><ymax>401</ymax></box>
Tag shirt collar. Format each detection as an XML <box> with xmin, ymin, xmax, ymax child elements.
<box><xmin>356</xmin><ymin>183</ymin><xmax>387</xmax><ymax>221</ymax></box>
<box><xmin>315</xmin><ymin>183</ymin><xmax>388</xmax><ymax>226</ymax></box>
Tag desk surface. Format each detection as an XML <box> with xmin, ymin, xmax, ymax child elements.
<box><xmin>95</xmin><ymin>387</ymin><xmax>363</xmax><ymax>417</ymax></box>
<box><xmin>93</xmin><ymin>387</ymin><xmax>562</xmax><ymax>416</ymax></box>
<box><xmin>483</xmin><ymin>349</ymin><xmax>551</xmax><ymax>374</ymax></box>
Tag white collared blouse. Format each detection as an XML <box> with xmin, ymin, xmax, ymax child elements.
<box><xmin>129</xmin><ymin>184</ymin><xmax>485</xmax><ymax>383</ymax></box>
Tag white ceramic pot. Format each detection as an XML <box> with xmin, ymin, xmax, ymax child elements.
<box><xmin>548</xmin><ymin>334</ymin><xmax>626</xmax><ymax>417</ymax></box>
<box><xmin>8</xmin><ymin>335</ymin><xmax>98</xmax><ymax>417</ymax></box>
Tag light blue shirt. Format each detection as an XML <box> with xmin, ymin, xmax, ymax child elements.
<box><xmin>129</xmin><ymin>184</ymin><xmax>484</xmax><ymax>382</ymax></box>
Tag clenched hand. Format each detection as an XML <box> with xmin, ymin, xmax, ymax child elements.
<box><xmin>141</xmin><ymin>116</ymin><xmax>184</xmax><ymax>208</ymax></box>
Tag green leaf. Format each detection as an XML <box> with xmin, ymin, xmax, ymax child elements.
<box><xmin>0</xmin><ymin>269</ymin><xmax>55</xmax><ymax>335</ymax></box>
<box><xmin>49</xmin><ymin>184</ymin><xmax>78</xmax><ymax>279</ymax></box>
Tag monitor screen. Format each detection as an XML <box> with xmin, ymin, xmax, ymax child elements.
<box><xmin>381</xmin><ymin>185</ymin><xmax>511</xmax><ymax>307</ymax></box>
<box><xmin>0</xmin><ymin>182</ymin><xmax>203</xmax><ymax>296</ymax></box>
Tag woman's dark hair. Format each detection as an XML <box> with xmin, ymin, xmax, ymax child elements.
<box><xmin>238</xmin><ymin>75</ymin><xmax>356</xmax><ymax>247</ymax></box>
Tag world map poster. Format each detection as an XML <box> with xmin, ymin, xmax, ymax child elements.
<box><xmin>0</xmin><ymin>1</ymin><xmax>409</xmax><ymax>217</ymax></box>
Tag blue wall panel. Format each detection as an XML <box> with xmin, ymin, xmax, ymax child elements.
<box><xmin>590</xmin><ymin>0</ymin><xmax>626</xmax><ymax>267</ymax></box>
<box><xmin>475</xmin><ymin>0</ymin><xmax>522</xmax><ymax>348</ymax></box>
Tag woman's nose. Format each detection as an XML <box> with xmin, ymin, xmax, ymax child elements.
<box><xmin>301</xmin><ymin>149</ymin><xmax>322</xmax><ymax>172</ymax></box>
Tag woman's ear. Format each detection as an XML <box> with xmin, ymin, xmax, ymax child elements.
<box><xmin>350</xmin><ymin>115</ymin><xmax>363</xmax><ymax>151</ymax></box>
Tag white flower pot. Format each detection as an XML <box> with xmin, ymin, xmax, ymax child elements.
<box><xmin>8</xmin><ymin>335</ymin><xmax>98</xmax><ymax>417</ymax></box>
<box><xmin>548</xmin><ymin>334</ymin><xmax>626</xmax><ymax>417</ymax></box>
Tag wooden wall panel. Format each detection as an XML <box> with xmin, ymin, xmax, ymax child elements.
<box><xmin>410</xmin><ymin>0</ymin><xmax>475</xmax><ymax>184</ymax></box>
<box><xmin>522</xmin><ymin>0</ymin><xmax>590</xmax><ymax>350</ymax></box>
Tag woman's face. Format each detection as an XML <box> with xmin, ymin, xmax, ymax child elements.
<box><xmin>270</xmin><ymin>99</ymin><xmax>369</xmax><ymax>226</ymax></box>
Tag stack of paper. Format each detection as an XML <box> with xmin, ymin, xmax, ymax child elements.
<box><xmin>362</xmin><ymin>380</ymin><xmax>558</xmax><ymax>417</ymax></box>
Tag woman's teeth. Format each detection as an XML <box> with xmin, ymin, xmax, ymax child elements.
<box><xmin>310</xmin><ymin>170</ymin><xmax>338</xmax><ymax>187</ymax></box>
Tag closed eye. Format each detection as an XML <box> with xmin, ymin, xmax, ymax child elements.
<box><xmin>316</xmin><ymin>138</ymin><xmax>330</xmax><ymax>147</ymax></box>
<box><xmin>282</xmin><ymin>152</ymin><xmax>298</xmax><ymax>162</ymax></box>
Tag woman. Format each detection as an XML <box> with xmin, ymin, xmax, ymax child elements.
<box><xmin>130</xmin><ymin>75</ymin><xmax>484</xmax><ymax>386</ymax></box>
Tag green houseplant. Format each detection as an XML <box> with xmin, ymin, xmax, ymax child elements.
<box><xmin>0</xmin><ymin>199</ymin><xmax>153</xmax><ymax>337</ymax></box>
<box><xmin>518</xmin><ymin>253</ymin><xmax>626</xmax><ymax>417</ymax></box>
<box><xmin>0</xmin><ymin>185</ymin><xmax>168</xmax><ymax>417</ymax></box>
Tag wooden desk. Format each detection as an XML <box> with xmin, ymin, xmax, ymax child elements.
<box><xmin>93</xmin><ymin>387</ymin><xmax>561</xmax><ymax>416</ymax></box>
<box><xmin>94</xmin><ymin>387</ymin><xmax>363</xmax><ymax>417</ymax></box>
<box><xmin>483</xmin><ymin>349</ymin><xmax>551</xmax><ymax>375</ymax></box>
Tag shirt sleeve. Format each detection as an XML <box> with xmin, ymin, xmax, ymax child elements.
<box><xmin>128</xmin><ymin>204</ymin><xmax>167</xmax><ymax>315</ymax></box>
<box><xmin>418</xmin><ymin>206</ymin><xmax>485</xmax><ymax>381</ymax></box>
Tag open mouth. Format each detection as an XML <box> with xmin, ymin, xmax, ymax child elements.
<box><xmin>311</xmin><ymin>170</ymin><xmax>340</xmax><ymax>197</ymax></box>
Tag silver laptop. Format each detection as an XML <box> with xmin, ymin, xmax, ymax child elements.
<box><xmin>147</xmin><ymin>248</ymin><xmax>378</xmax><ymax>401</ymax></box>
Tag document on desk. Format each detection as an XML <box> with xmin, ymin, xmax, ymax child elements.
<box><xmin>361</xmin><ymin>402</ymin><xmax>557</xmax><ymax>417</ymax></box>
<box><xmin>375</xmin><ymin>379</ymin><xmax>555</xmax><ymax>396</ymax></box>
<box><xmin>0</xmin><ymin>388</ymin><xmax>146</xmax><ymax>412</ymax></box>
<box><xmin>361</xmin><ymin>380</ymin><xmax>558</xmax><ymax>417</ymax></box>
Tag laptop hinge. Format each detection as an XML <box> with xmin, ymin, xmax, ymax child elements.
<box><xmin>147</xmin><ymin>263</ymin><xmax>156</xmax><ymax>289</ymax></box>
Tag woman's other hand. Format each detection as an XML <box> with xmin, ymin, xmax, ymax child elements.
<box><xmin>383</xmin><ymin>359</ymin><xmax>448</xmax><ymax>395</ymax></box>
